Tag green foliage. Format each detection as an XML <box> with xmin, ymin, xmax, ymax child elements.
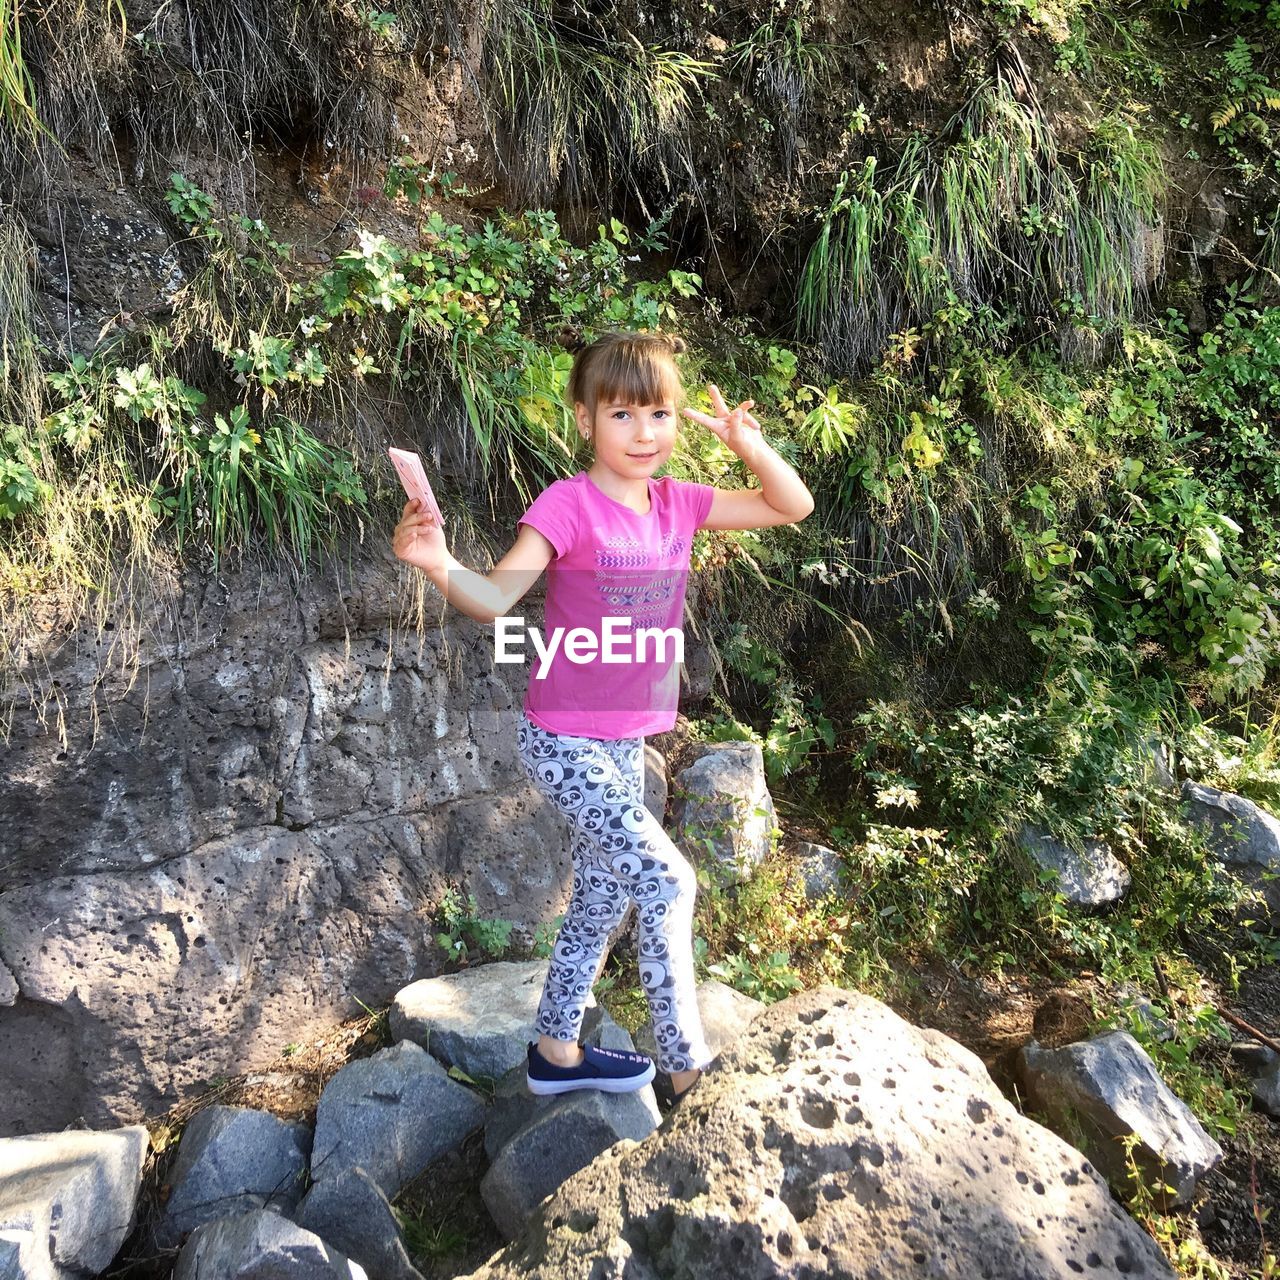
<box><xmin>434</xmin><ymin>887</ymin><xmax>515</xmax><ymax>964</ymax></box>
<box><xmin>692</xmin><ymin>854</ymin><xmax>849</xmax><ymax>1000</ymax></box>
<box><xmin>798</xmin><ymin>78</ymin><xmax>1164</xmax><ymax>369</ymax></box>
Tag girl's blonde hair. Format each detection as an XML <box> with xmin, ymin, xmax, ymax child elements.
<box><xmin>561</xmin><ymin>330</ymin><xmax>687</xmax><ymax>421</ymax></box>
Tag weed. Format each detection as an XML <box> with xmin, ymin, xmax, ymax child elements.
<box><xmin>434</xmin><ymin>887</ymin><xmax>515</xmax><ymax>965</ymax></box>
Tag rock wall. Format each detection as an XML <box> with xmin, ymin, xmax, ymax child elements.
<box><xmin>0</xmin><ymin>552</ymin><xmax>576</xmax><ymax>1134</ymax></box>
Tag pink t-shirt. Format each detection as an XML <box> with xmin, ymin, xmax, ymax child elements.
<box><xmin>515</xmin><ymin>471</ymin><xmax>715</xmax><ymax>739</ymax></box>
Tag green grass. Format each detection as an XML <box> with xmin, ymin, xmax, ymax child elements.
<box><xmin>797</xmin><ymin>73</ymin><xmax>1166</xmax><ymax>371</ymax></box>
<box><xmin>481</xmin><ymin>0</ymin><xmax>715</xmax><ymax>210</ymax></box>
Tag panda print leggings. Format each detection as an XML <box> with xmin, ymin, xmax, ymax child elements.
<box><xmin>516</xmin><ymin>711</ymin><xmax>712</xmax><ymax>1074</ymax></box>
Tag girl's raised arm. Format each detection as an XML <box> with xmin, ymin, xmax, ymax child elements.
<box><xmin>682</xmin><ymin>384</ymin><xmax>815</xmax><ymax>531</ymax></box>
<box><xmin>393</xmin><ymin>502</ymin><xmax>555</xmax><ymax>624</ymax></box>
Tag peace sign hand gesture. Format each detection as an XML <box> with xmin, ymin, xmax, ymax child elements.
<box><xmin>681</xmin><ymin>383</ymin><xmax>766</xmax><ymax>462</ymax></box>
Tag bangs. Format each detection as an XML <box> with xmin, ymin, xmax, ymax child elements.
<box><xmin>573</xmin><ymin>336</ymin><xmax>684</xmax><ymax>411</ymax></box>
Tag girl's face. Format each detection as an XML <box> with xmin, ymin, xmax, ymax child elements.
<box><xmin>576</xmin><ymin>399</ymin><xmax>679</xmax><ymax>478</ymax></box>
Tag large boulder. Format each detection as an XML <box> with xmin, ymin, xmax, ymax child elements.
<box><xmin>310</xmin><ymin>1040</ymin><xmax>485</xmax><ymax>1197</ymax></box>
<box><xmin>670</xmin><ymin>742</ymin><xmax>776</xmax><ymax>883</ymax></box>
<box><xmin>159</xmin><ymin>1105</ymin><xmax>312</xmax><ymax>1244</ymax></box>
<box><xmin>456</xmin><ymin>987</ymin><xmax>1175</xmax><ymax>1280</ymax></box>
<box><xmin>643</xmin><ymin>744</ymin><xmax>668</xmax><ymax>822</ymax></box>
<box><xmin>1020</xmin><ymin>1031</ymin><xmax>1223</xmax><ymax>1207</ymax></box>
<box><xmin>0</xmin><ymin>1125</ymin><xmax>149</xmax><ymax>1278</ymax></box>
<box><xmin>0</xmin><ymin>560</ymin><xmax>577</xmax><ymax>1136</ymax></box>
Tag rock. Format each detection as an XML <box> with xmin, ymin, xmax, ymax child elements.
<box><xmin>632</xmin><ymin>979</ymin><xmax>765</xmax><ymax>1062</ymax></box>
<box><xmin>481</xmin><ymin>1084</ymin><xmax>661</xmax><ymax>1239</ymax></box>
<box><xmin>1230</xmin><ymin>1040</ymin><xmax>1279</xmax><ymax>1074</ymax></box>
<box><xmin>1251</xmin><ymin>1064</ymin><xmax>1280</xmax><ymax>1117</ymax></box>
<box><xmin>173</xmin><ymin>1208</ymin><xmax>368</xmax><ymax>1280</ymax></box>
<box><xmin>1137</xmin><ymin>736</ymin><xmax>1176</xmax><ymax>790</ymax></box>
<box><xmin>0</xmin><ymin>549</ymin><xmax>585</xmax><ymax>1136</ymax></box>
<box><xmin>311</xmin><ymin>1040</ymin><xmax>485</xmax><ymax>1197</ymax></box>
<box><xmin>1017</xmin><ymin>824</ymin><xmax>1130</xmax><ymax>906</ymax></box>
<box><xmin>643</xmin><ymin>744</ymin><xmax>667</xmax><ymax>821</ymax></box>
<box><xmin>1190</xmin><ymin>188</ymin><xmax>1228</xmax><ymax>258</ymax></box>
<box><xmin>1020</xmin><ymin>1030</ymin><xmax>1222</xmax><ymax>1206</ymax></box>
<box><xmin>670</xmin><ymin>742</ymin><xmax>776</xmax><ymax>883</ymax></box>
<box><xmin>1181</xmin><ymin>782</ymin><xmax>1280</xmax><ymax>915</ymax></box>
<box><xmin>0</xmin><ymin>959</ymin><xmax>16</xmax><ymax>1007</ymax></box>
<box><xmin>790</xmin><ymin>840</ymin><xmax>844</xmax><ymax>900</ymax></box>
<box><xmin>483</xmin><ymin>1009</ymin><xmax>650</xmax><ymax>1162</ymax></box>
<box><xmin>391</xmin><ymin>961</ymin><xmax>562</xmax><ymax>1080</ymax></box>
<box><xmin>160</xmin><ymin>1105</ymin><xmax>312</xmax><ymax>1244</ymax></box>
<box><xmin>1182</xmin><ymin>782</ymin><xmax>1280</xmax><ymax>867</ymax></box>
<box><xmin>295</xmin><ymin>1166</ymin><xmax>425</xmax><ymax>1280</ymax></box>
<box><xmin>457</xmin><ymin>987</ymin><xmax>1174</xmax><ymax>1280</ymax></box>
<box><xmin>0</xmin><ymin>1125</ymin><xmax>149</xmax><ymax>1278</ymax></box>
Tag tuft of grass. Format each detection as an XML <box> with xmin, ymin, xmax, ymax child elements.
<box><xmin>797</xmin><ymin>72</ymin><xmax>1166</xmax><ymax>372</ymax></box>
<box><xmin>481</xmin><ymin>0</ymin><xmax>715</xmax><ymax>212</ymax></box>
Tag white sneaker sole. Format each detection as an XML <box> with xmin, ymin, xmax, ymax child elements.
<box><xmin>526</xmin><ymin>1063</ymin><xmax>656</xmax><ymax>1095</ymax></box>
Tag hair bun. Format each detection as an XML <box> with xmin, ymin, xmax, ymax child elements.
<box><xmin>555</xmin><ymin>326</ymin><xmax>587</xmax><ymax>355</ymax></box>
<box><xmin>665</xmin><ymin>335</ymin><xmax>688</xmax><ymax>355</ymax></box>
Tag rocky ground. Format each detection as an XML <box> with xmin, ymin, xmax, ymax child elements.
<box><xmin>74</xmin><ymin>936</ymin><xmax>1276</xmax><ymax>1280</ymax></box>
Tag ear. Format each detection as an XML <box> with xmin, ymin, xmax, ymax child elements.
<box><xmin>574</xmin><ymin>402</ymin><xmax>593</xmax><ymax>441</ymax></box>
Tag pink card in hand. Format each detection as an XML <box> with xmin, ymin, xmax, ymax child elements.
<box><xmin>388</xmin><ymin>448</ymin><xmax>446</xmax><ymax>526</ymax></box>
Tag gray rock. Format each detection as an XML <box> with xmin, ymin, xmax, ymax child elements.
<box><xmin>643</xmin><ymin>745</ymin><xmax>667</xmax><ymax>821</ymax></box>
<box><xmin>481</xmin><ymin>1086</ymin><xmax>660</xmax><ymax>1239</ymax></box>
<box><xmin>173</xmin><ymin>1209</ymin><xmax>368</xmax><ymax>1280</ymax></box>
<box><xmin>1182</xmin><ymin>781</ymin><xmax>1280</xmax><ymax>916</ymax></box>
<box><xmin>1020</xmin><ymin>1030</ymin><xmax>1222</xmax><ymax>1206</ymax></box>
<box><xmin>670</xmin><ymin>742</ymin><xmax>776</xmax><ymax>883</ymax></box>
<box><xmin>160</xmin><ymin>1105</ymin><xmax>312</xmax><ymax>1244</ymax></box>
<box><xmin>0</xmin><ymin>960</ymin><xmax>16</xmax><ymax>1008</ymax></box>
<box><xmin>1230</xmin><ymin>1040</ymin><xmax>1279</xmax><ymax>1074</ymax></box>
<box><xmin>483</xmin><ymin>1010</ymin><xmax>650</xmax><ymax>1161</ymax></box>
<box><xmin>791</xmin><ymin>840</ymin><xmax>844</xmax><ymax>900</ymax></box>
<box><xmin>456</xmin><ymin>987</ymin><xmax>1175</xmax><ymax>1280</ymax></box>
<box><xmin>0</xmin><ymin>1125</ymin><xmax>149</xmax><ymax>1278</ymax></box>
<box><xmin>1182</xmin><ymin>781</ymin><xmax>1280</xmax><ymax>868</ymax></box>
<box><xmin>1138</xmin><ymin>736</ymin><xmax>1176</xmax><ymax>790</ymax></box>
<box><xmin>1252</xmin><ymin>1064</ymin><xmax>1280</xmax><ymax>1117</ymax></box>
<box><xmin>1017</xmin><ymin>824</ymin><xmax>1131</xmax><ymax>906</ymax></box>
<box><xmin>632</xmin><ymin>979</ymin><xmax>765</xmax><ymax>1062</ymax></box>
<box><xmin>311</xmin><ymin>1041</ymin><xmax>485</xmax><ymax>1197</ymax></box>
<box><xmin>295</xmin><ymin>1166</ymin><xmax>425</xmax><ymax>1280</ymax></box>
<box><xmin>0</xmin><ymin>557</ymin><xmax>577</xmax><ymax>1137</ymax></box>
<box><xmin>390</xmin><ymin>961</ymin><xmax>556</xmax><ymax>1080</ymax></box>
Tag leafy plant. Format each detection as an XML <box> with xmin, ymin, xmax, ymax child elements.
<box><xmin>434</xmin><ymin>887</ymin><xmax>515</xmax><ymax>964</ymax></box>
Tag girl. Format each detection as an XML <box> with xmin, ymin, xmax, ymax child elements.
<box><xmin>392</xmin><ymin>330</ymin><xmax>814</xmax><ymax>1105</ymax></box>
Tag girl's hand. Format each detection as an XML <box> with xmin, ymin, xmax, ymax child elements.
<box><xmin>392</xmin><ymin>499</ymin><xmax>448</xmax><ymax>575</ymax></box>
<box><xmin>681</xmin><ymin>384</ymin><xmax>765</xmax><ymax>461</ymax></box>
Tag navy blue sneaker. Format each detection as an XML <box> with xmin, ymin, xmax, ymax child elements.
<box><xmin>526</xmin><ymin>1041</ymin><xmax>656</xmax><ymax>1095</ymax></box>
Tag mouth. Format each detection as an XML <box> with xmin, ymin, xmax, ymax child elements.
<box><xmin>627</xmin><ymin>451</ymin><xmax>658</xmax><ymax>460</ymax></box>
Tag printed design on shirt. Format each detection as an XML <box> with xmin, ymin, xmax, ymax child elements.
<box><xmin>593</xmin><ymin>532</ymin><xmax>688</xmax><ymax>570</ymax></box>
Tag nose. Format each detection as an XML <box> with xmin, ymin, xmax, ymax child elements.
<box><xmin>635</xmin><ymin>416</ymin><xmax>656</xmax><ymax>442</ymax></box>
